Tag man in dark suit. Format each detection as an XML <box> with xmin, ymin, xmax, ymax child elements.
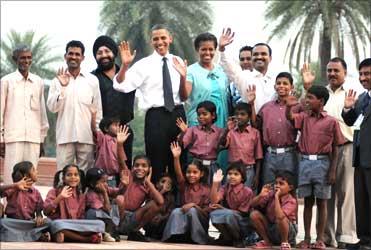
<box><xmin>342</xmin><ymin>58</ymin><xmax>371</xmax><ymax>250</ymax></box>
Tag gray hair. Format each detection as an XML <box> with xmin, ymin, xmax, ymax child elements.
<box><xmin>12</xmin><ymin>44</ymin><xmax>31</xmax><ymax>61</ymax></box>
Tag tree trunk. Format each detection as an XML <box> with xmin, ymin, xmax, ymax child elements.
<box><xmin>320</xmin><ymin>25</ymin><xmax>332</xmax><ymax>85</ymax></box>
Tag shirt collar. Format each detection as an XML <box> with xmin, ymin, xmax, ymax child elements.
<box><xmin>251</xmin><ymin>68</ymin><xmax>274</xmax><ymax>79</ymax></box>
<box><xmin>189</xmin><ymin>182</ymin><xmax>201</xmax><ymax>192</ymax></box>
<box><xmin>280</xmin><ymin>193</ymin><xmax>294</xmax><ymax>204</ymax></box>
<box><xmin>234</xmin><ymin>124</ymin><xmax>252</xmax><ymax>133</ymax></box>
<box><xmin>197</xmin><ymin>124</ymin><xmax>217</xmax><ymax>132</ymax></box>
<box><xmin>15</xmin><ymin>70</ymin><xmax>35</xmax><ymax>82</ymax></box>
<box><xmin>326</xmin><ymin>83</ymin><xmax>345</xmax><ymax>94</ymax></box>
<box><xmin>153</xmin><ymin>51</ymin><xmax>170</xmax><ymax>61</ymax></box>
<box><xmin>228</xmin><ymin>183</ymin><xmax>244</xmax><ymax>194</ymax></box>
<box><xmin>309</xmin><ymin>110</ymin><xmax>327</xmax><ymax>118</ymax></box>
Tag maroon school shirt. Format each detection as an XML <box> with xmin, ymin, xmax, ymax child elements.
<box><xmin>227</xmin><ymin>125</ymin><xmax>263</xmax><ymax>165</ymax></box>
<box><xmin>217</xmin><ymin>183</ymin><xmax>254</xmax><ymax>213</ymax></box>
<box><xmin>4</xmin><ymin>186</ymin><xmax>43</xmax><ymax>220</ymax></box>
<box><xmin>179</xmin><ymin>181</ymin><xmax>210</xmax><ymax>208</ymax></box>
<box><xmin>183</xmin><ymin>125</ymin><xmax>224</xmax><ymax>160</ymax></box>
<box><xmin>258</xmin><ymin>100</ymin><xmax>298</xmax><ymax>147</ymax></box>
<box><xmin>293</xmin><ymin>111</ymin><xmax>345</xmax><ymax>154</ymax></box>
<box><xmin>44</xmin><ymin>187</ymin><xmax>86</xmax><ymax>220</ymax></box>
<box><xmin>86</xmin><ymin>186</ymin><xmax>120</xmax><ymax>210</ymax></box>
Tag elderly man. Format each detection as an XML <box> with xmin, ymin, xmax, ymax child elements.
<box><xmin>1</xmin><ymin>45</ymin><xmax>49</xmax><ymax>184</ymax></box>
<box><xmin>47</xmin><ymin>40</ymin><xmax>102</xmax><ymax>172</ymax></box>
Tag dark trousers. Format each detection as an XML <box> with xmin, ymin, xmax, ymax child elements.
<box><xmin>122</xmin><ymin>125</ymin><xmax>134</xmax><ymax>169</ymax></box>
<box><xmin>144</xmin><ymin>105</ymin><xmax>186</xmax><ymax>183</ymax></box>
<box><xmin>354</xmin><ymin>166</ymin><xmax>371</xmax><ymax>243</ymax></box>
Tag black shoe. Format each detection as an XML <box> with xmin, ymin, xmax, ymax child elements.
<box><xmin>233</xmin><ymin>240</ymin><xmax>245</xmax><ymax>248</ymax></box>
<box><xmin>127</xmin><ymin>231</ymin><xmax>150</xmax><ymax>242</ymax></box>
<box><xmin>213</xmin><ymin>236</ymin><xmax>232</xmax><ymax>246</ymax></box>
<box><xmin>337</xmin><ymin>242</ymin><xmax>347</xmax><ymax>249</ymax></box>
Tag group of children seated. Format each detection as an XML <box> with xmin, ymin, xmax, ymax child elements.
<box><xmin>1</xmin><ymin>71</ymin><xmax>342</xmax><ymax>250</ymax></box>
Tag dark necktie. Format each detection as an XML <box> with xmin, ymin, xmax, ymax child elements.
<box><xmin>362</xmin><ymin>93</ymin><xmax>371</xmax><ymax>114</ymax></box>
<box><xmin>162</xmin><ymin>57</ymin><xmax>175</xmax><ymax>112</ymax></box>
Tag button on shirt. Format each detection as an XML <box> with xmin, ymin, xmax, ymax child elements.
<box><xmin>47</xmin><ymin>71</ymin><xmax>102</xmax><ymax>145</ymax></box>
<box><xmin>1</xmin><ymin>70</ymin><xmax>49</xmax><ymax>143</ymax></box>
<box><xmin>220</xmin><ymin>52</ymin><xmax>276</xmax><ymax>112</ymax></box>
<box><xmin>324</xmin><ymin>81</ymin><xmax>364</xmax><ymax>142</ymax></box>
<box><xmin>113</xmin><ymin>51</ymin><xmax>183</xmax><ymax>111</ymax></box>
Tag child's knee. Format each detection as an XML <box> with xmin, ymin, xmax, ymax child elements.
<box><xmin>116</xmin><ymin>195</ymin><xmax>125</xmax><ymax>206</ymax></box>
<box><xmin>250</xmin><ymin>210</ymin><xmax>262</xmax><ymax>222</ymax></box>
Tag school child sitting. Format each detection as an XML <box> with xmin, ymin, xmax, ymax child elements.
<box><xmin>0</xmin><ymin>161</ymin><xmax>50</xmax><ymax>242</ymax></box>
<box><xmin>143</xmin><ymin>173</ymin><xmax>176</xmax><ymax>240</ymax></box>
<box><xmin>210</xmin><ymin>163</ymin><xmax>254</xmax><ymax>248</ymax></box>
<box><xmin>162</xmin><ymin>142</ymin><xmax>211</xmax><ymax>244</ymax></box>
<box><xmin>257</xmin><ymin>72</ymin><xmax>299</xmax><ymax>184</ymax></box>
<box><xmin>250</xmin><ymin>170</ymin><xmax>298</xmax><ymax>250</ymax></box>
<box><xmin>286</xmin><ymin>85</ymin><xmax>345</xmax><ymax>249</ymax></box>
<box><xmin>44</xmin><ymin>164</ymin><xmax>105</xmax><ymax>243</ymax></box>
<box><xmin>85</xmin><ymin>167</ymin><xmax>129</xmax><ymax>242</ymax></box>
<box><xmin>176</xmin><ymin>100</ymin><xmax>224</xmax><ymax>184</ymax></box>
<box><xmin>91</xmin><ymin>111</ymin><xmax>128</xmax><ymax>187</ymax></box>
<box><xmin>220</xmin><ymin>102</ymin><xmax>263</xmax><ymax>190</ymax></box>
<box><xmin>115</xmin><ymin>125</ymin><xmax>164</xmax><ymax>242</ymax></box>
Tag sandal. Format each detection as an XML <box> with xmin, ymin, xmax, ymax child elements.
<box><xmin>253</xmin><ymin>240</ymin><xmax>273</xmax><ymax>249</ymax></box>
<box><xmin>91</xmin><ymin>233</ymin><xmax>102</xmax><ymax>243</ymax></box>
<box><xmin>39</xmin><ymin>232</ymin><xmax>51</xmax><ymax>242</ymax></box>
<box><xmin>310</xmin><ymin>240</ymin><xmax>326</xmax><ymax>249</ymax></box>
<box><xmin>297</xmin><ymin>240</ymin><xmax>311</xmax><ymax>249</ymax></box>
<box><xmin>281</xmin><ymin>242</ymin><xmax>292</xmax><ymax>250</ymax></box>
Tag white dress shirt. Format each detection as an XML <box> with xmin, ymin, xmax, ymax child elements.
<box><xmin>113</xmin><ymin>51</ymin><xmax>183</xmax><ymax>111</ymax></box>
<box><xmin>47</xmin><ymin>71</ymin><xmax>102</xmax><ymax>145</ymax></box>
<box><xmin>220</xmin><ymin>51</ymin><xmax>276</xmax><ymax>112</ymax></box>
<box><xmin>1</xmin><ymin>70</ymin><xmax>49</xmax><ymax>143</ymax></box>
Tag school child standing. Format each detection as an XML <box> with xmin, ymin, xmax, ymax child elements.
<box><xmin>286</xmin><ymin>85</ymin><xmax>345</xmax><ymax>249</ymax></box>
<box><xmin>44</xmin><ymin>164</ymin><xmax>105</xmax><ymax>243</ymax></box>
<box><xmin>91</xmin><ymin>111</ymin><xmax>128</xmax><ymax>187</ymax></box>
<box><xmin>177</xmin><ymin>100</ymin><xmax>224</xmax><ymax>184</ymax></box>
<box><xmin>115</xmin><ymin>125</ymin><xmax>164</xmax><ymax>241</ymax></box>
<box><xmin>210</xmin><ymin>164</ymin><xmax>254</xmax><ymax>248</ymax></box>
<box><xmin>220</xmin><ymin>102</ymin><xmax>263</xmax><ymax>189</ymax></box>
<box><xmin>250</xmin><ymin>170</ymin><xmax>298</xmax><ymax>250</ymax></box>
<box><xmin>85</xmin><ymin>167</ymin><xmax>129</xmax><ymax>242</ymax></box>
<box><xmin>143</xmin><ymin>173</ymin><xmax>176</xmax><ymax>240</ymax></box>
<box><xmin>162</xmin><ymin>142</ymin><xmax>210</xmax><ymax>244</ymax></box>
<box><xmin>257</xmin><ymin>72</ymin><xmax>299</xmax><ymax>184</ymax></box>
<box><xmin>0</xmin><ymin>161</ymin><xmax>50</xmax><ymax>242</ymax></box>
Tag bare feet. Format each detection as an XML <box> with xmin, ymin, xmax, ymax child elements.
<box><xmin>55</xmin><ymin>231</ymin><xmax>64</xmax><ymax>243</ymax></box>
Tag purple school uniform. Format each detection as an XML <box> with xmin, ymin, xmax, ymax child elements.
<box><xmin>3</xmin><ymin>186</ymin><xmax>43</xmax><ymax>220</ymax></box>
<box><xmin>218</xmin><ymin>183</ymin><xmax>254</xmax><ymax>212</ymax></box>
<box><xmin>227</xmin><ymin>125</ymin><xmax>263</xmax><ymax>165</ymax></box>
<box><xmin>86</xmin><ymin>187</ymin><xmax>120</xmax><ymax>210</ymax></box>
<box><xmin>182</xmin><ymin>125</ymin><xmax>224</xmax><ymax>160</ymax></box>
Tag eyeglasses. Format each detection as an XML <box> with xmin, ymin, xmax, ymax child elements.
<box><xmin>239</xmin><ymin>57</ymin><xmax>251</xmax><ymax>62</ymax></box>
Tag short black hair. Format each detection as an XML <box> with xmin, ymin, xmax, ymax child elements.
<box><xmin>275</xmin><ymin>170</ymin><xmax>296</xmax><ymax>188</ymax></box>
<box><xmin>307</xmin><ymin>85</ymin><xmax>330</xmax><ymax>105</ymax></box>
<box><xmin>329</xmin><ymin>57</ymin><xmax>347</xmax><ymax>70</ymax></box>
<box><xmin>276</xmin><ymin>72</ymin><xmax>293</xmax><ymax>85</ymax></box>
<box><xmin>85</xmin><ymin>167</ymin><xmax>106</xmax><ymax>190</ymax></box>
<box><xmin>239</xmin><ymin>45</ymin><xmax>253</xmax><ymax>56</ymax></box>
<box><xmin>65</xmin><ymin>40</ymin><xmax>85</xmax><ymax>55</ymax></box>
<box><xmin>188</xmin><ymin>159</ymin><xmax>208</xmax><ymax>184</ymax></box>
<box><xmin>226</xmin><ymin>161</ymin><xmax>247</xmax><ymax>183</ymax></box>
<box><xmin>253</xmin><ymin>42</ymin><xmax>272</xmax><ymax>56</ymax></box>
<box><xmin>235</xmin><ymin>102</ymin><xmax>253</xmax><ymax>116</ymax></box>
<box><xmin>194</xmin><ymin>32</ymin><xmax>218</xmax><ymax>50</ymax></box>
<box><xmin>359</xmin><ymin>58</ymin><xmax>371</xmax><ymax>71</ymax></box>
<box><xmin>133</xmin><ymin>154</ymin><xmax>151</xmax><ymax>166</ymax></box>
<box><xmin>150</xmin><ymin>24</ymin><xmax>172</xmax><ymax>35</ymax></box>
<box><xmin>196</xmin><ymin>100</ymin><xmax>217</xmax><ymax>123</ymax></box>
<box><xmin>12</xmin><ymin>161</ymin><xmax>34</xmax><ymax>182</ymax></box>
<box><xmin>99</xmin><ymin>116</ymin><xmax>120</xmax><ymax>134</ymax></box>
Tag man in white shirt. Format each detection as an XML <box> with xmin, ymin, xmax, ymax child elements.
<box><xmin>113</xmin><ymin>24</ymin><xmax>186</xmax><ymax>183</ymax></box>
<box><xmin>302</xmin><ymin>58</ymin><xmax>363</xmax><ymax>248</ymax></box>
<box><xmin>47</xmin><ymin>40</ymin><xmax>102</xmax><ymax>172</ymax></box>
<box><xmin>0</xmin><ymin>45</ymin><xmax>49</xmax><ymax>184</ymax></box>
<box><xmin>218</xmin><ymin>28</ymin><xmax>276</xmax><ymax>112</ymax></box>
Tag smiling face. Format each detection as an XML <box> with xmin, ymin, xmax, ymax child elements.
<box><xmin>95</xmin><ymin>45</ymin><xmax>115</xmax><ymax>71</ymax></box>
<box><xmin>151</xmin><ymin>29</ymin><xmax>172</xmax><ymax>56</ymax></box>
<box><xmin>359</xmin><ymin>65</ymin><xmax>371</xmax><ymax>90</ymax></box>
<box><xmin>239</xmin><ymin>50</ymin><xmax>253</xmax><ymax>71</ymax></box>
<box><xmin>132</xmin><ymin>158</ymin><xmax>150</xmax><ymax>179</ymax></box>
<box><xmin>185</xmin><ymin>164</ymin><xmax>203</xmax><ymax>184</ymax></box>
<box><xmin>227</xmin><ymin>168</ymin><xmax>243</xmax><ymax>186</ymax></box>
<box><xmin>252</xmin><ymin>45</ymin><xmax>271</xmax><ymax>73</ymax></box>
<box><xmin>197</xmin><ymin>107</ymin><xmax>215</xmax><ymax>126</ymax></box>
<box><xmin>65</xmin><ymin>47</ymin><xmax>84</xmax><ymax>70</ymax></box>
<box><xmin>156</xmin><ymin>176</ymin><xmax>173</xmax><ymax>192</ymax></box>
<box><xmin>197</xmin><ymin>40</ymin><xmax>216</xmax><ymax>66</ymax></box>
<box><xmin>15</xmin><ymin>50</ymin><xmax>32</xmax><ymax>74</ymax></box>
<box><xmin>235</xmin><ymin>109</ymin><xmax>250</xmax><ymax>127</ymax></box>
<box><xmin>106</xmin><ymin>121</ymin><xmax>120</xmax><ymax>137</ymax></box>
<box><xmin>275</xmin><ymin>77</ymin><xmax>293</xmax><ymax>98</ymax></box>
<box><xmin>305</xmin><ymin>92</ymin><xmax>323</xmax><ymax>112</ymax></box>
<box><xmin>63</xmin><ymin>166</ymin><xmax>81</xmax><ymax>188</ymax></box>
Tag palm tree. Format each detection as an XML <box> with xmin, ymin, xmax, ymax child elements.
<box><xmin>99</xmin><ymin>0</ymin><xmax>213</xmax><ymax>64</ymax></box>
<box><xmin>265</xmin><ymin>0</ymin><xmax>370</xmax><ymax>81</ymax></box>
<box><xmin>1</xmin><ymin>29</ymin><xmax>62</xmax><ymax>79</ymax></box>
